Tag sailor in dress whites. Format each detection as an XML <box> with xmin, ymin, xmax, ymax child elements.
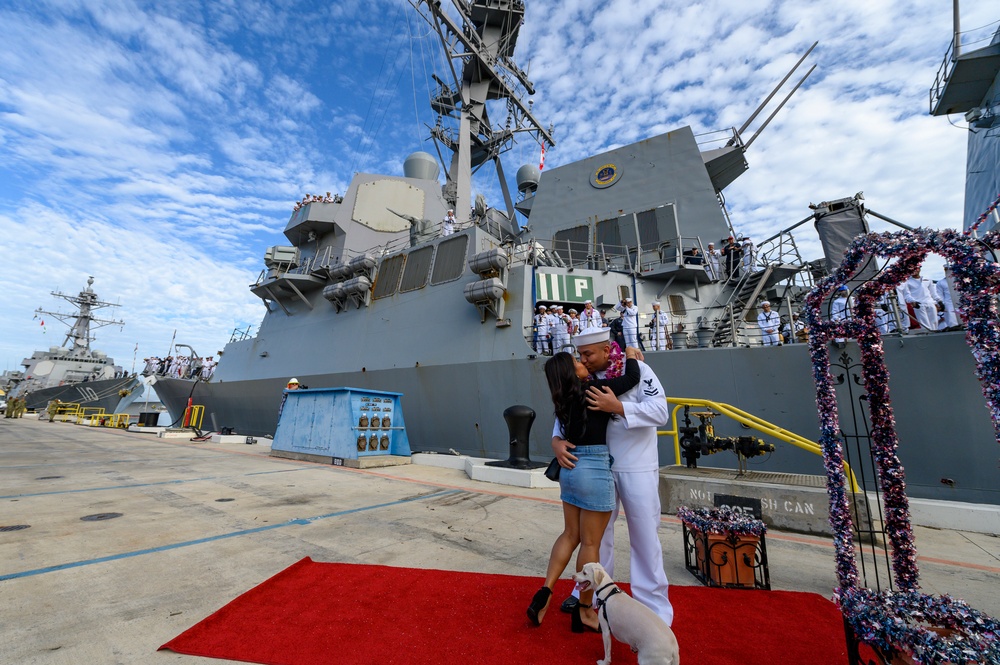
<box><xmin>580</xmin><ymin>300</ymin><xmax>602</xmax><ymax>331</ymax></box>
<box><xmin>831</xmin><ymin>285</ymin><xmax>851</xmax><ymax>345</ymax></box>
<box><xmin>550</xmin><ymin>305</ymin><xmax>572</xmax><ymax>353</ymax></box>
<box><xmin>614</xmin><ymin>297</ymin><xmax>640</xmax><ymax>349</ymax></box>
<box><xmin>533</xmin><ymin>305</ymin><xmax>550</xmax><ymax>354</ymax></box>
<box><xmin>901</xmin><ymin>274</ymin><xmax>937</xmax><ymax>330</ymax></box>
<box><xmin>782</xmin><ymin>312</ymin><xmax>807</xmax><ymax>343</ymax></box>
<box><xmin>757</xmin><ymin>301</ymin><xmax>780</xmax><ymax>346</ymax></box>
<box><xmin>648</xmin><ymin>301</ymin><xmax>670</xmax><ymax>351</ymax></box>
<box><xmin>442</xmin><ymin>209</ymin><xmax>456</xmax><ymax>236</ymax></box>
<box><xmin>936</xmin><ymin>267</ymin><xmax>959</xmax><ymax>328</ymax></box>
<box><xmin>554</xmin><ymin>328</ymin><xmax>674</xmax><ymax>626</ymax></box>
<box><xmin>705</xmin><ymin>242</ymin><xmax>721</xmax><ymax>281</ymax></box>
<box><xmin>741</xmin><ymin>237</ymin><xmax>756</xmax><ymax>275</ymax></box>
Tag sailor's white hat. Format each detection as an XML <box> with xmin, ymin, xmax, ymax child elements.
<box><xmin>624</xmin><ymin>296</ymin><xmax>632</xmax><ymax>301</ymax></box>
<box><xmin>554</xmin><ymin>304</ymin><xmax>564</xmax><ymax>310</ymax></box>
<box><xmin>573</xmin><ymin>328</ymin><xmax>610</xmax><ymax>347</ymax></box>
<box><xmin>584</xmin><ymin>299</ymin><xmax>592</xmax><ymax>305</ymax></box>
<box><xmin>537</xmin><ymin>304</ymin><xmax>547</xmax><ymax>309</ymax></box>
<box><xmin>652</xmin><ymin>300</ymin><xmax>661</xmax><ymax>306</ymax></box>
<box><xmin>760</xmin><ymin>300</ymin><xmax>771</xmax><ymax>306</ymax></box>
<box><xmin>568</xmin><ymin>308</ymin><xmax>578</xmax><ymax>314</ymax></box>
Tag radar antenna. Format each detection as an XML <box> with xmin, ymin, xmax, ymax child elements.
<box><xmin>410</xmin><ymin>0</ymin><xmax>555</xmax><ymax>222</ymax></box>
<box><xmin>34</xmin><ymin>276</ymin><xmax>125</xmax><ymax>356</ymax></box>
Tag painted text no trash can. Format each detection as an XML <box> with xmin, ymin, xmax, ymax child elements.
<box><xmin>270</xmin><ymin>387</ymin><xmax>411</xmax><ymax>466</ymax></box>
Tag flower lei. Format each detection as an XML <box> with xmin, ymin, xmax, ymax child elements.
<box><xmin>591</xmin><ymin>341</ymin><xmax>624</xmax><ymax>380</ymax></box>
<box><xmin>804</xmin><ymin>227</ymin><xmax>1000</xmax><ymax>661</ymax></box>
<box><xmin>677</xmin><ymin>505</ymin><xmax>767</xmax><ymax>538</ymax></box>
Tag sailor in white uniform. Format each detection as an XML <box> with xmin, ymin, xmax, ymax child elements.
<box><xmin>705</xmin><ymin>242</ymin><xmax>721</xmax><ymax>281</ymax></box>
<box><xmin>580</xmin><ymin>300</ymin><xmax>602</xmax><ymax>331</ymax></box>
<box><xmin>757</xmin><ymin>301</ymin><xmax>780</xmax><ymax>346</ymax></box>
<box><xmin>648</xmin><ymin>301</ymin><xmax>670</xmax><ymax>351</ymax></box>
<box><xmin>936</xmin><ymin>268</ymin><xmax>959</xmax><ymax>328</ymax></box>
<box><xmin>902</xmin><ymin>274</ymin><xmax>937</xmax><ymax>330</ymax></box>
<box><xmin>782</xmin><ymin>312</ymin><xmax>806</xmax><ymax>343</ymax></box>
<box><xmin>442</xmin><ymin>209</ymin><xmax>456</xmax><ymax>236</ymax></box>
<box><xmin>831</xmin><ymin>285</ymin><xmax>851</xmax><ymax>345</ymax></box>
<box><xmin>554</xmin><ymin>328</ymin><xmax>674</xmax><ymax>626</ymax></box>
<box><xmin>550</xmin><ymin>305</ymin><xmax>572</xmax><ymax>353</ymax></box>
<box><xmin>533</xmin><ymin>305</ymin><xmax>550</xmax><ymax>354</ymax></box>
<box><xmin>614</xmin><ymin>297</ymin><xmax>639</xmax><ymax>349</ymax></box>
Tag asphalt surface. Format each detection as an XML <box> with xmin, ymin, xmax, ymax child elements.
<box><xmin>2</xmin><ymin>417</ymin><xmax>998</xmax><ymax>664</ymax></box>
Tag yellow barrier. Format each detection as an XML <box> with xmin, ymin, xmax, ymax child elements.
<box><xmin>111</xmin><ymin>414</ymin><xmax>130</xmax><ymax>428</ymax></box>
<box><xmin>657</xmin><ymin>397</ymin><xmax>860</xmax><ymax>493</ymax></box>
<box><xmin>52</xmin><ymin>403</ymin><xmax>81</xmax><ymax>422</ymax></box>
<box><xmin>183</xmin><ymin>404</ymin><xmax>205</xmax><ymax>430</ymax></box>
<box><xmin>76</xmin><ymin>407</ymin><xmax>106</xmax><ymax>426</ymax></box>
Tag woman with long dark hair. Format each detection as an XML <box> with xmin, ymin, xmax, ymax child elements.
<box><xmin>526</xmin><ymin>339</ymin><xmax>640</xmax><ymax>631</ymax></box>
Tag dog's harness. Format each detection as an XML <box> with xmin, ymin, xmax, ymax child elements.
<box><xmin>593</xmin><ymin>582</ymin><xmax>623</xmax><ymax>624</ymax></box>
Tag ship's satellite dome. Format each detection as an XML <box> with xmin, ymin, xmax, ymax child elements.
<box><xmin>403</xmin><ymin>151</ymin><xmax>440</xmax><ymax>181</ymax></box>
<box><xmin>516</xmin><ymin>164</ymin><xmax>541</xmax><ymax>193</ymax></box>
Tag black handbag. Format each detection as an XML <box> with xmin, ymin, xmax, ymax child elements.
<box><xmin>544</xmin><ymin>457</ymin><xmax>561</xmax><ymax>482</ymax></box>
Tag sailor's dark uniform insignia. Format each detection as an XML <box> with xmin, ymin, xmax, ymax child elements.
<box><xmin>642</xmin><ymin>378</ymin><xmax>659</xmax><ymax>396</ymax></box>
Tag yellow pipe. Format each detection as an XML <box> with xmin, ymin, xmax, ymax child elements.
<box><xmin>656</xmin><ymin>397</ymin><xmax>860</xmax><ymax>493</ymax></box>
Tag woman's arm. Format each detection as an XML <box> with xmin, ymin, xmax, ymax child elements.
<box><xmin>590</xmin><ymin>357</ymin><xmax>641</xmax><ymax>396</ymax></box>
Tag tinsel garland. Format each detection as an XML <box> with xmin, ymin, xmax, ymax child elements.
<box><xmin>964</xmin><ymin>192</ymin><xmax>1000</xmax><ymax>237</ymax></box>
<box><xmin>839</xmin><ymin>588</ymin><xmax>1000</xmax><ymax>664</ymax></box>
<box><xmin>804</xmin><ymin>227</ymin><xmax>1000</xmax><ymax>661</ymax></box>
<box><xmin>676</xmin><ymin>506</ymin><xmax>767</xmax><ymax>538</ymax></box>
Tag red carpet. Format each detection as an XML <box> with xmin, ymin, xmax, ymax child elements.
<box><xmin>161</xmin><ymin>558</ymin><xmax>846</xmax><ymax>664</ymax></box>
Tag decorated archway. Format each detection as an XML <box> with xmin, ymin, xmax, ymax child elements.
<box><xmin>804</xmin><ymin>227</ymin><xmax>1000</xmax><ymax>663</ymax></box>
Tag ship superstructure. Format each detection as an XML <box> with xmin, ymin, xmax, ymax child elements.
<box><xmin>6</xmin><ymin>277</ymin><xmax>140</xmax><ymax>412</ymax></box>
<box><xmin>153</xmin><ymin>2</ymin><xmax>1000</xmax><ymax>508</ymax></box>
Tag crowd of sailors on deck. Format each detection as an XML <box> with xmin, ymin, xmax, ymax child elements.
<box><xmin>143</xmin><ymin>355</ymin><xmax>216</xmax><ymax>380</ymax></box>
<box><xmin>532</xmin><ymin>267</ymin><xmax>963</xmax><ymax>354</ymax></box>
<box><xmin>293</xmin><ymin>192</ymin><xmax>343</xmax><ymax>211</ymax></box>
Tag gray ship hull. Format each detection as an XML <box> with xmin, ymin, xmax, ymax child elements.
<box><xmin>153</xmin><ymin>330</ymin><xmax>999</xmax><ymax>506</ymax></box>
<box><xmin>22</xmin><ymin>375</ymin><xmax>141</xmax><ymax>414</ymax></box>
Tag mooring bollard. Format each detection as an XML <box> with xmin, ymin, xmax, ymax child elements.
<box><xmin>486</xmin><ymin>405</ymin><xmax>545</xmax><ymax>470</ymax></box>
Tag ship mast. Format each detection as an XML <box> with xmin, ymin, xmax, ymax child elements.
<box><xmin>410</xmin><ymin>0</ymin><xmax>555</xmax><ymax>222</ymax></box>
<box><xmin>35</xmin><ymin>276</ymin><xmax>124</xmax><ymax>357</ymax></box>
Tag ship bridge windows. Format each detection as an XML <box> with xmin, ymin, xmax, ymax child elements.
<box><xmin>400</xmin><ymin>246</ymin><xmax>434</xmax><ymax>292</ymax></box>
<box><xmin>430</xmin><ymin>235</ymin><xmax>468</xmax><ymax>284</ymax></box>
<box><xmin>373</xmin><ymin>254</ymin><xmax>406</xmax><ymax>299</ymax></box>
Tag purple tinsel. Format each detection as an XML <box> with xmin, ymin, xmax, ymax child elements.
<box><xmin>839</xmin><ymin>588</ymin><xmax>1000</xmax><ymax>664</ymax></box>
<box><xmin>676</xmin><ymin>506</ymin><xmax>767</xmax><ymax>538</ymax></box>
<box><xmin>804</xmin><ymin>228</ymin><xmax>1000</xmax><ymax>662</ymax></box>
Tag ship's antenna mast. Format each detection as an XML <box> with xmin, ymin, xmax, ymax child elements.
<box><xmin>410</xmin><ymin>0</ymin><xmax>555</xmax><ymax>222</ymax></box>
<box><xmin>34</xmin><ymin>276</ymin><xmax>124</xmax><ymax>356</ymax></box>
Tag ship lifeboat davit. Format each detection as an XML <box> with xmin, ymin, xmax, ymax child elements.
<box><xmin>468</xmin><ymin>248</ymin><xmax>509</xmax><ymax>275</ymax></box>
<box><xmin>464</xmin><ymin>277</ymin><xmax>506</xmax><ymax>304</ymax></box>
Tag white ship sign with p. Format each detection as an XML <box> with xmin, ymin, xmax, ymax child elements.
<box><xmin>535</xmin><ymin>273</ymin><xmax>594</xmax><ymax>303</ymax></box>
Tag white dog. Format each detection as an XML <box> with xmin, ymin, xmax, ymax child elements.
<box><xmin>572</xmin><ymin>562</ymin><xmax>679</xmax><ymax>665</ymax></box>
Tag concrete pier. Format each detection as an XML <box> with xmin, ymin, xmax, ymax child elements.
<box><xmin>1</xmin><ymin>417</ymin><xmax>998</xmax><ymax>663</ymax></box>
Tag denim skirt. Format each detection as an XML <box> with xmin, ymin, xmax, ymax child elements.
<box><xmin>559</xmin><ymin>445</ymin><xmax>615</xmax><ymax>512</ymax></box>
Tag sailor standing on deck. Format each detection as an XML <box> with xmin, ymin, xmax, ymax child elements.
<box><xmin>550</xmin><ymin>305</ymin><xmax>572</xmax><ymax>353</ymax></box>
<box><xmin>580</xmin><ymin>300</ymin><xmax>602</xmax><ymax>331</ymax></box>
<box><xmin>554</xmin><ymin>328</ymin><xmax>674</xmax><ymax>626</ymax></box>
<box><xmin>902</xmin><ymin>274</ymin><xmax>937</xmax><ymax>330</ymax></box>
<box><xmin>831</xmin><ymin>285</ymin><xmax>852</xmax><ymax>346</ymax></box>
<box><xmin>937</xmin><ymin>267</ymin><xmax>959</xmax><ymax>328</ymax></box>
<box><xmin>614</xmin><ymin>297</ymin><xmax>640</xmax><ymax>349</ymax></box>
<box><xmin>648</xmin><ymin>301</ymin><xmax>670</xmax><ymax>351</ymax></box>
<box><xmin>705</xmin><ymin>242</ymin><xmax>721</xmax><ymax>281</ymax></box>
<box><xmin>533</xmin><ymin>305</ymin><xmax>550</xmax><ymax>355</ymax></box>
<box><xmin>442</xmin><ymin>209</ymin><xmax>456</xmax><ymax>236</ymax></box>
<box><xmin>757</xmin><ymin>301</ymin><xmax>780</xmax><ymax>346</ymax></box>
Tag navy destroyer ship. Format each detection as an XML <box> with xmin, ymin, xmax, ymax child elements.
<box><xmin>5</xmin><ymin>277</ymin><xmax>141</xmax><ymax>413</ymax></box>
<box><xmin>154</xmin><ymin>1</ymin><xmax>1000</xmax><ymax>508</ymax></box>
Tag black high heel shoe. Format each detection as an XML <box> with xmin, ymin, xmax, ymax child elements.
<box><xmin>526</xmin><ymin>587</ymin><xmax>552</xmax><ymax>626</ymax></box>
<box><xmin>571</xmin><ymin>603</ymin><xmax>600</xmax><ymax>633</ymax></box>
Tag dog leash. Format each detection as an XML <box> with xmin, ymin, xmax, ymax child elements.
<box><xmin>593</xmin><ymin>582</ymin><xmax>623</xmax><ymax>625</ymax></box>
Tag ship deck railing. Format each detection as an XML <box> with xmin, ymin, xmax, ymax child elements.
<box><xmin>657</xmin><ymin>397</ymin><xmax>861</xmax><ymax>493</ymax></box>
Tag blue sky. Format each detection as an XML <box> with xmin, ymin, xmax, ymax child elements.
<box><xmin>0</xmin><ymin>0</ymin><xmax>996</xmax><ymax>374</ymax></box>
